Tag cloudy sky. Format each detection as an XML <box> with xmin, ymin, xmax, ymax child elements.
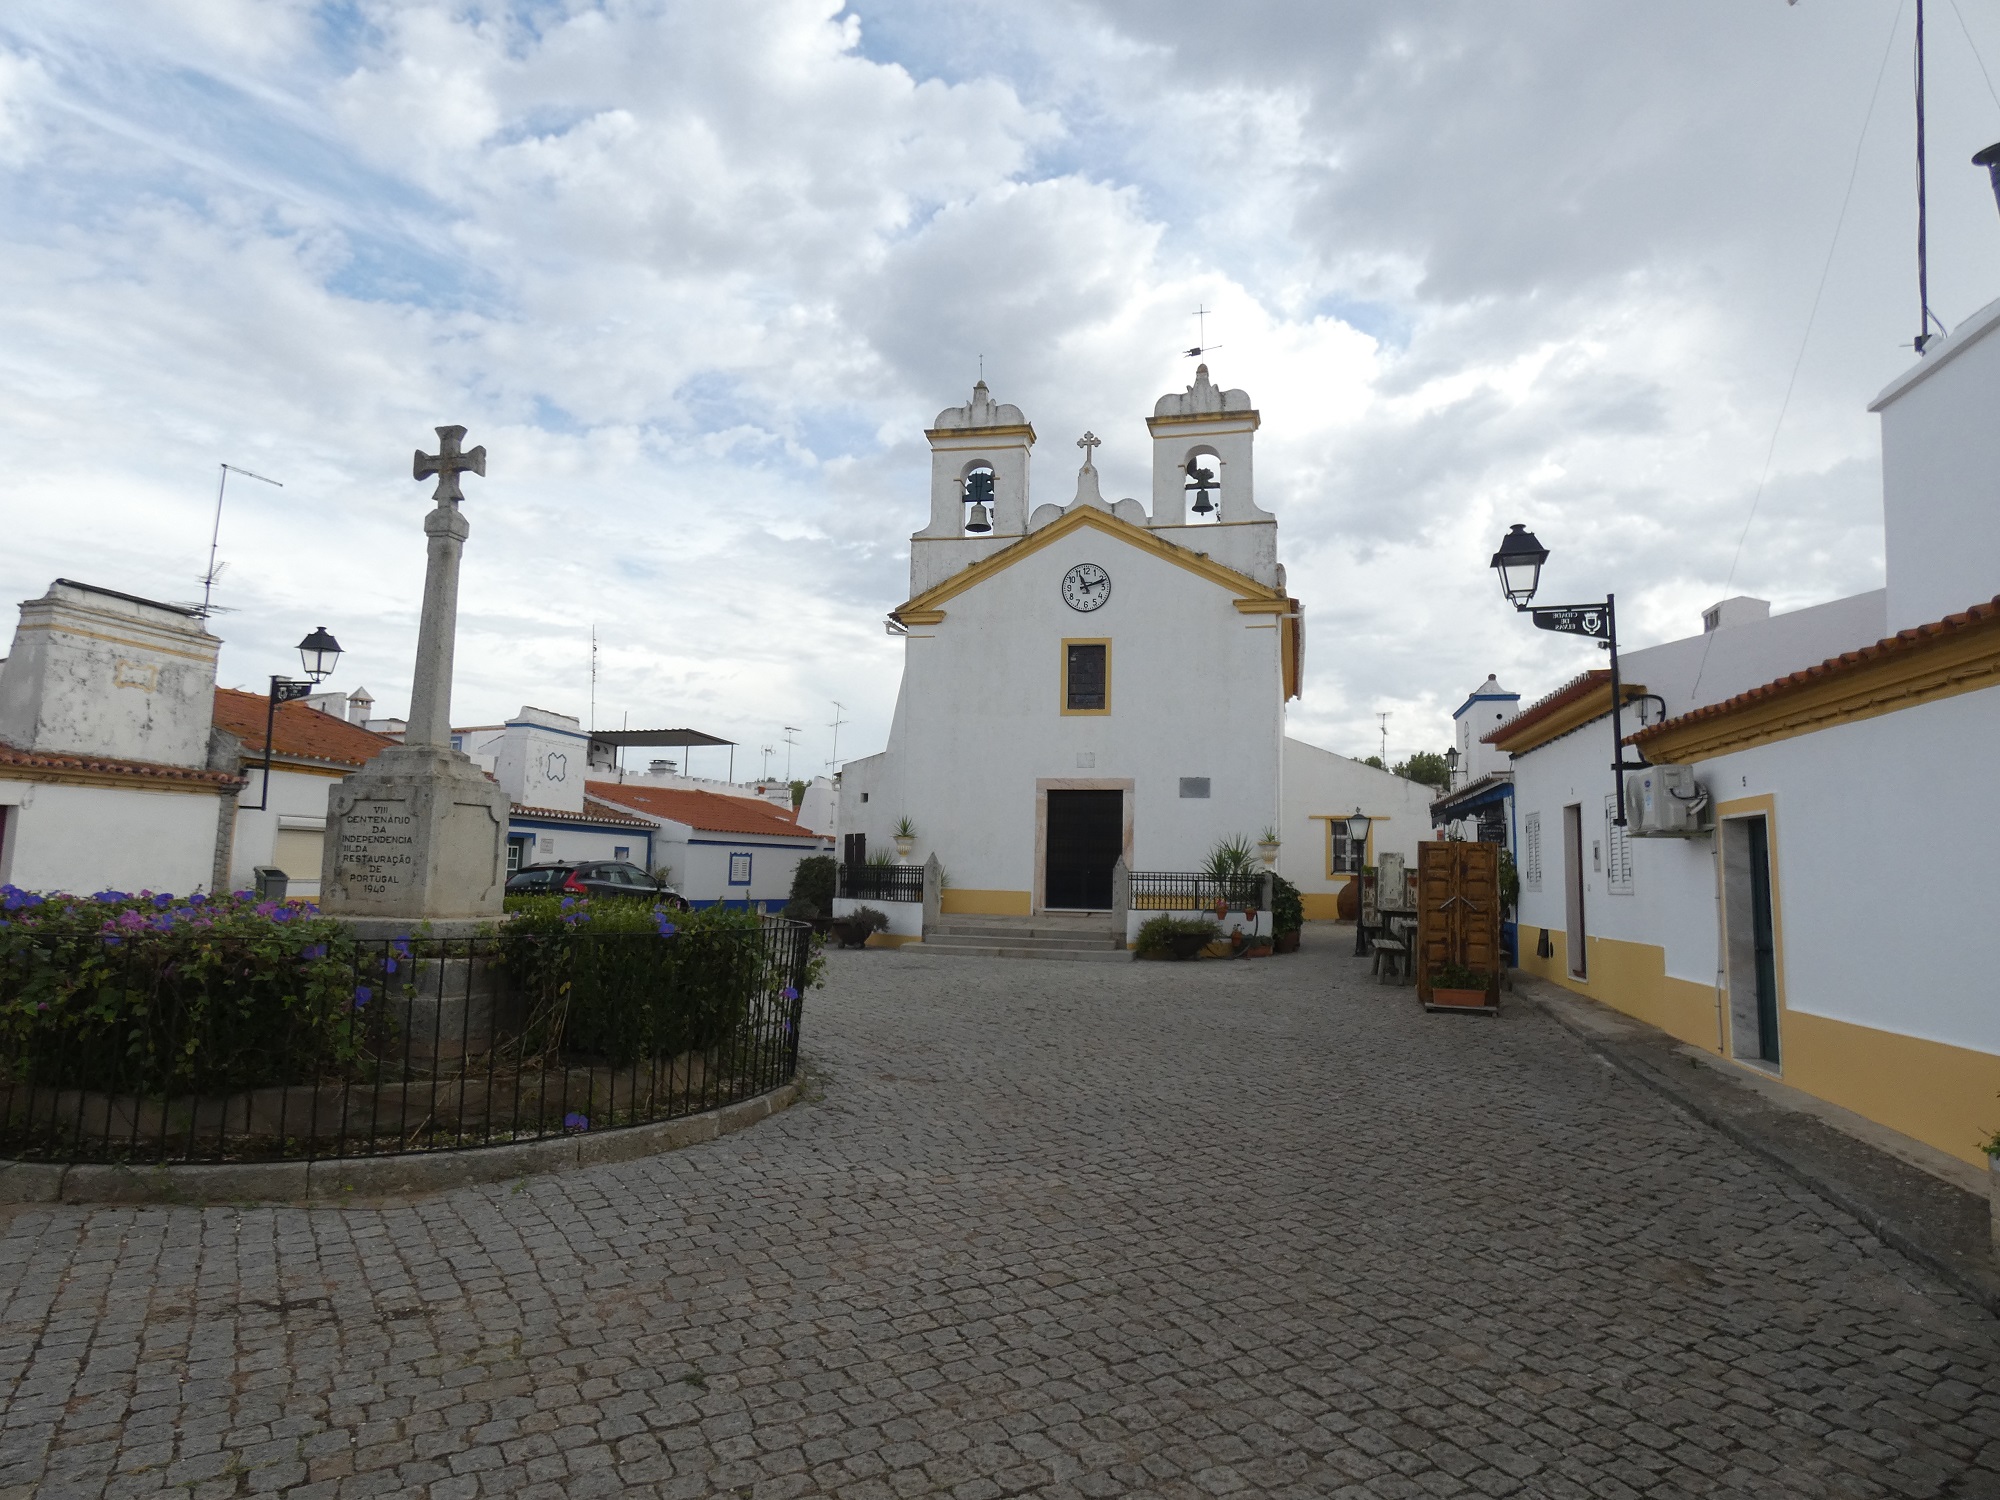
<box><xmin>3</xmin><ymin>1</ymin><xmax>1998</xmax><ymax>775</ymax></box>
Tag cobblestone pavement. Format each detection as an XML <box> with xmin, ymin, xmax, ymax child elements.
<box><xmin>4</xmin><ymin>931</ymin><xmax>1999</xmax><ymax>1500</ymax></box>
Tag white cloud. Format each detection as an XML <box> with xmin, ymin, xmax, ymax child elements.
<box><xmin>0</xmin><ymin>0</ymin><xmax>1996</xmax><ymax>776</ymax></box>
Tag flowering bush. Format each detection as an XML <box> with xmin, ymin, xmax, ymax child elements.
<box><xmin>0</xmin><ymin>886</ymin><xmax>380</xmax><ymax>1093</ymax></box>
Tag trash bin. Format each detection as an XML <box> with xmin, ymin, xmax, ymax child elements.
<box><xmin>253</xmin><ymin>866</ymin><xmax>289</xmax><ymax>902</ymax></box>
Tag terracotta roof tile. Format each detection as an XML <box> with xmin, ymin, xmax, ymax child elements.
<box><xmin>0</xmin><ymin>746</ymin><xmax>240</xmax><ymax>787</ymax></box>
<box><xmin>507</xmin><ymin>799</ymin><xmax>655</xmax><ymax>830</ymax></box>
<box><xmin>585</xmin><ymin>781</ymin><xmax>831</xmax><ymax>841</ymax></box>
<box><xmin>212</xmin><ymin>689</ymin><xmax>396</xmax><ymax>768</ymax></box>
<box><xmin>1631</xmin><ymin>594</ymin><xmax>2000</xmax><ymax>746</ymax></box>
<box><xmin>1481</xmin><ymin>670</ymin><xmax>1608</xmax><ymax>746</ymax></box>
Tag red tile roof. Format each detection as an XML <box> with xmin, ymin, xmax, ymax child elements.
<box><xmin>1482</xmin><ymin>670</ymin><xmax>1609</xmax><ymax>746</ymax></box>
<box><xmin>0</xmin><ymin>746</ymin><xmax>240</xmax><ymax>788</ymax></box>
<box><xmin>1631</xmin><ymin>594</ymin><xmax>2000</xmax><ymax>747</ymax></box>
<box><xmin>586</xmin><ymin>781</ymin><xmax>831</xmax><ymax>841</ymax></box>
<box><xmin>508</xmin><ymin>799</ymin><xmax>656</xmax><ymax>830</ymax></box>
<box><xmin>212</xmin><ymin>689</ymin><xmax>396</xmax><ymax>768</ymax></box>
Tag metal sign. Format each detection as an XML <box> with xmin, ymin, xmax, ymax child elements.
<box><xmin>1531</xmin><ymin>605</ymin><xmax>1612</xmax><ymax>640</ymax></box>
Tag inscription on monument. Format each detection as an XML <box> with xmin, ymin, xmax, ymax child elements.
<box><xmin>336</xmin><ymin>799</ymin><xmax>417</xmax><ymax>898</ymax></box>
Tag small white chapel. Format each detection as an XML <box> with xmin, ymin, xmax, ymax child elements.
<box><xmin>836</xmin><ymin>367</ymin><xmax>1435</xmax><ymax>926</ymax></box>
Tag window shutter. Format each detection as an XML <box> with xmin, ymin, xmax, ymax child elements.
<box><xmin>1523</xmin><ymin>813</ymin><xmax>1542</xmax><ymax>892</ymax></box>
<box><xmin>1604</xmin><ymin>795</ymin><xmax>1634</xmax><ymax>895</ymax></box>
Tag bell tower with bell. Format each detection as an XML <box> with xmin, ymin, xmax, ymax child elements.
<box><xmin>912</xmin><ymin>380</ymin><xmax>1036</xmax><ymax>594</ymax></box>
<box><xmin>1146</xmin><ymin>364</ymin><xmax>1273</xmax><ymax>528</ymax></box>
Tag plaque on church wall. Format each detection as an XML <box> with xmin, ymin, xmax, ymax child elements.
<box><xmin>1179</xmin><ymin>777</ymin><xmax>1211</xmax><ymax>799</ymax></box>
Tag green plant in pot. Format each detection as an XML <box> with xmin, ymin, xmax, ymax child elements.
<box><xmin>1269</xmin><ymin>874</ymin><xmax>1304</xmax><ymax>953</ymax></box>
<box><xmin>1135</xmin><ymin>914</ymin><xmax>1219</xmax><ymax>961</ymax></box>
<box><xmin>829</xmin><ymin>905</ymin><xmax>890</xmax><ymax>949</ymax></box>
<box><xmin>1429</xmin><ymin>962</ymin><xmax>1493</xmax><ymax>1007</ymax></box>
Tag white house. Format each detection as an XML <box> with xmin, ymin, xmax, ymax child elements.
<box><xmin>1428</xmin><ymin>674</ymin><xmax>1522</xmax><ymax>850</ymax></box>
<box><xmin>453</xmin><ymin>708</ymin><xmax>658</xmax><ymax>873</ymax></box>
<box><xmin>835</xmin><ymin>369</ymin><xmax>1439</xmax><ymax>934</ymax></box>
<box><xmin>1494</xmin><ymin>293</ymin><xmax>2000</xmax><ymax>1167</ymax></box>
<box><xmin>0</xmin><ymin>580</ymin><xmax>238</xmax><ymax>896</ymax></box>
<box><xmin>585</xmin><ymin>781</ymin><xmax>831</xmax><ymax>909</ymax></box>
<box><xmin>210</xmin><ymin>687</ymin><xmax>396</xmax><ymax>897</ymax></box>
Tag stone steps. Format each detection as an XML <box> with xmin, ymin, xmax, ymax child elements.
<box><xmin>916</xmin><ymin>940</ymin><xmax>1130</xmax><ymax>964</ymax></box>
<box><xmin>918</xmin><ymin>914</ymin><xmax>1128</xmax><ymax>962</ymax></box>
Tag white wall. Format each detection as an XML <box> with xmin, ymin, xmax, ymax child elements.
<box><xmin>484</xmin><ymin>709</ymin><xmax>590</xmax><ymax>813</ymax></box>
<box><xmin>843</xmin><ymin>526</ymin><xmax>1284</xmax><ymax>904</ymax></box>
<box><xmin>229</xmin><ymin>766</ymin><xmax>343</xmax><ymax>896</ymax></box>
<box><xmin>832</xmin><ymin>896</ymin><xmax>924</xmax><ymax>936</ymax></box>
<box><xmin>673</xmin><ymin>835</ymin><xmax>827</xmax><ymax>907</ymax></box>
<box><xmin>1614</xmin><ymin>591</ymin><xmax>1887</xmax><ymax>720</ymax></box>
<box><xmin>1452</xmin><ymin>681</ymin><xmax>1519</xmax><ymax>785</ymax></box>
<box><xmin>1278</xmin><ymin>737</ymin><xmax>1437</xmax><ymax>908</ymax></box>
<box><xmin>513</xmin><ymin>824</ymin><xmax>649</xmax><ymax>872</ymax></box>
<box><xmin>1871</xmin><ymin>296</ymin><xmax>2000</xmax><ymax>633</ymax></box>
<box><xmin>0</xmin><ymin>779</ymin><xmax>222</xmax><ymax>896</ymax></box>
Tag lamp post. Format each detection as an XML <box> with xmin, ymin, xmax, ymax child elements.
<box><xmin>1489</xmin><ymin>524</ymin><xmax>1646</xmax><ymax>826</ymax></box>
<box><xmin>244</xmin><ymin>627</ymin><xmax>343</xmax><ymax>812</ymax></box>
<box><xmin>1346</xmin><ymin>806</ymin><xmax>1372</xmax><ymax>956</ymax></box>
<box><xmin>1443</xmin><ymin>745</ymin><xmax>1460</xmax><ymax>789</ymax></box>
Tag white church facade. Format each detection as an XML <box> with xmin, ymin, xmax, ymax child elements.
<box><xmin>836</xmin><ymin>368</ymin><xmax>1435</xmax><ymax>928</ymax></box>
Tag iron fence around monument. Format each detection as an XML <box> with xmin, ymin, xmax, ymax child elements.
<box><xmin>0</xmin><ymin>920</ymin><xmax>811</xmax><ymax>1165</ymax></box>
<box><xmin>837</xmin><ymin>863</ymin><xmax>925</xmax><ymax>904</ymax></box>
<box><xmin>1128</xmin><ymin>871</ymin><xmax>1268</xmax><ymax>911</ymax></box>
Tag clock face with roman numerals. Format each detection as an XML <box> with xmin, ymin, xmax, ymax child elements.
<box><xmin>1061</xmin><ymin>562</ymin><xmax>1111</xmax><ymax>612</ymax></box>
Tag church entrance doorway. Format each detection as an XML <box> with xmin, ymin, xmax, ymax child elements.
<box><xmin>1045</xmin><ymin>789</ymin><xmax>1122</xmax><ymax>910</ymax></box>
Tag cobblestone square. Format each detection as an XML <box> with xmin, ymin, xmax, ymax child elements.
<box><xmin>2</xmin><ymin>932</ymin><xmax>1997</xmax><ymax>1498</ymax></box>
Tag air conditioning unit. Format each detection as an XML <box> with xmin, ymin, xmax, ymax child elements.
<box><xmin>1625</xmin><ymin>765</ymin><xmax>1710</xmax><ymax>837</ymax></box>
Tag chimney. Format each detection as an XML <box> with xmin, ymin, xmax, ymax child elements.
<box><xmin>1975</xmin><ymin>143</ymin><xmax>2000</xmax><ymax>218</ymax></box>
<box><xmin>347</xmin><ymin>687</ymin><xmax>374</xmax><ymax>725</ymax></box>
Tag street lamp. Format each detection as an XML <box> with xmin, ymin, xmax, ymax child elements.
<box><xmin>244</xmin><ymin>627</ymin><xmax>344</xmax><ymax>812</ymax></box>
<box><xmin>1443</xmin><ymin>745</ymin><xmax>1460</xmax><ymax>788</ymax></box>
<box><xmin>1489</xmin><ymin>526</ymin><xmax>1645</xmax><ymax>826</ymax></box>
<box><xmin>1346</xmin><ymin>806</ymin><xmax>1372</xmax><ymax>957</ymax></box>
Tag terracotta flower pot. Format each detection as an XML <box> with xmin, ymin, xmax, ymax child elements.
<box><xmin>1430</xmin><ymin>986</ymin><xmax>1489</xmax><ymax>1008</ymax></box>
<box><xmin>1273</xmin><ymin>930</ymin><xmax>1301</xmax><ymax>954</ymax></box>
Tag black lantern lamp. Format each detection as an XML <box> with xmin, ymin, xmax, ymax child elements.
<box><xmin>1490</xmin><ymin>523</ymin><xmax>1646</xmax><ymax>825</ymax></box>
<box><xmin>1444</xmin><ymin>745</ymin><xmax>1460</xmax><ymax>786</ymax></box>
<box><xmin>1489</xmin><ymin>524</ymin><xmax>1548</xmax><ymax>609</ymax></box>
<box><xmin>245</xmin><ymin>625</ymin><xmax>345</xmax><ymax>812</ymax></box>
<box><xmin>1184</xmin><ymin>458</ymin><xmax>1218</xmax><ymax>517</ymax></box>
<box><xmin>297</xmin><ymin>626</ymin><xmax>342</xmax><ymax>683</ymax></box>
<box><xmin>1346</xmin><ymin>806</ymin><xmax>1373</xmax><ymax>957</ymax></box>
<box><xmin>963</xmin><ymin>468</ymin><xmax>995</xmax><ymax>534</ymax></box>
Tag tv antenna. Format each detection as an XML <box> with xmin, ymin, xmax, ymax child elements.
<box><xmin>1184</xmin><ymin>304</ymin><xmax>1223</xmax><ymax>359</ymax></box>
<box><xmin>1377</xmin><ymin>710</ymin><xmax>1392</xmax><ymax>763</ymax></box>
<box><xmin>760</xmin><ymin>744</ymin><xmax>775</xmax><ymax>779</ymax></box>
<box><xmin>828</xmin><ymin>700</ymin><xmax>848</xmax><ymax>772</ymax></box>
<box><xmin>198</xmin><ymin>463</ymin><xmax>282</xmax><ymax>617</ymax></box>
<box><xmin>782</xmin><ymin>725</ymin><xmax>801</xmax><ymax>780</ymax></box>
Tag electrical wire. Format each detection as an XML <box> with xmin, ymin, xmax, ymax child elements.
<box><xmin>1689</xmin><ymin>1</ymin><xmax>1907</xmax><ymax>705</ymax></box>
<box><xmin>1947</xmin><ymin>0</ymin><xmax>2000</xmax><ymax>112</ymax></box>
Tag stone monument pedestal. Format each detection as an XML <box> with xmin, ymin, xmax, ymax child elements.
<box><xmin>320</xmin><ymin>744</ymin><xmax>509</xmax><ymax>928</ymax></box>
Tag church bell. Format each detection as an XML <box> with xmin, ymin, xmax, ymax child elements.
<box><xmin>963</xmin><ymin>467</ymin><xmax>996</xmax><ymax>533</ymax></box>
<box><xmin>1184</xmin><ymin>458</ymin><xmax>1218</xmax><ymax>517</ymax></box>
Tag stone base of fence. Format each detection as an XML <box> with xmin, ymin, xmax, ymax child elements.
<box><xmin>0</xmin><ymin>1079</ymin><xmax>799</xmax><ymax>1206</ymax></box>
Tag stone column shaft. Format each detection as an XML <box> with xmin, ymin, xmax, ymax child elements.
<box><xmin>405</xmin><ymin>503</ymin><xmax>469</xmax><ymax>749</ymax></box>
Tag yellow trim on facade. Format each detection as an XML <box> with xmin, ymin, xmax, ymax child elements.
<box><xmin>1491</xmin><ymin>681</ymin><xmax>1649</xmax><ymax>756</ymax></box>
<box><xmin>1518</xmin><ymin>928</ymin><xmax>2000</xmax><ymax>1166</ymax></box>
<box><xmin>1059</xmin><ymin>638</ymin><xmax>1112</xmax><ymax>716</ymax></box>
<box><xmin>1639</xmin><ymin>617</ymin><xmax>2000</xmax><ymax>762</ymax></box>
<box><xmin>1299</xmin><ymin>891</ymin><xmax>1344</xmax><ymax>921</ymax></box>
<box><xmin>899</xmin><ymin>609</ymin><xmax>946</xmax><ymax>626</ymax></box>
<box><xmin>1144</xmin><ymin>411</ymin><xmax>1261</xmax><ymax>433</ymax></box>
<box><xmin>925</xmin><ymin>424</ymin><xmax>1036</xmax><ymax>442</ymax></box>
<box><xmin>940</xmin><ymin>888</ymin><xmax>1033</xmax><ymax>916</ymax></box>
<box><xmin>890</xmin><ymin>506</ymin><xmax>1286</xmax><ymax>621</ymax></box>
<box><xmin>14</xmin><ymin>621</ymin><xmax>219</xmax><ymax>665</ymax></box>
<box><xmin>1231</xmin><ymin>598</ymin><xmax>1291</xmax><ymax>614</ymax></box>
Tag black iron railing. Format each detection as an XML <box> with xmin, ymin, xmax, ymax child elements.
<box><xmin>1128</xmin><ymin>871</ymin><xmax>1267</xmax><ymax>911</ymax></box>
<box><xmin>0</xmin><ymin>922</ymin><xmax>810</xmax><ymax>1164</ymax></box>
<box><xmin>838</xmin><ymin>863</ymin><xmax>924</xmax><ymax>903</ymax></box>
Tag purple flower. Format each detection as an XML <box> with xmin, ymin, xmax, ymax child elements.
<box><xmin>653</xmin><ymin>915</ymin><xmax>678</xmax><ymax>937</ymax></box>
<box><xmin>270</xmin><ymin>907</ymin><xmax>294</xmax><ymax>924</ymax></box>
<box><xmin>780</xmin><ymin>986</ymin><xmax>798</xmax><ymax>1002</ymax></box>
<box><xmin>302</xmin><ymin>943</ymin><xmax>327</xmax><ymax>960</ymax></box>
<box><xmin>563</xmin><ymin>1112</ymin><xmax>589</xmax><ymax>1131</ymax></box>
<box><xmin>151</xmin><ymin>893</ymin><xmax>173</xmax><ymax>910</ymax></box>
<box><xmin>353</xmin><ymin>985</ymin><xmax>373</xmax><ymax>1009</ymax></box>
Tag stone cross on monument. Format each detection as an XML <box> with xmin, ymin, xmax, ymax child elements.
<box><xmin>1076</xmin><ymin>431</ymin><xmax>1101</xmax><ymax>467</ymax></box>
<box><xmin>319</xmin><ymin>425</ymin><xmax>510</xmax><ymax>932</ymax></box>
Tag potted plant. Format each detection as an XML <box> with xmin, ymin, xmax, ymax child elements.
<box><xmin>1134</xmin><ymin>914</ymin><xmax>1220</xmax><ymax>960</ymax></box>
<box><xmin>1234</xmin><ymin>926</ymin><xmax>1273</xmax><ymax>958</ymax></box>
<box><xmin>829</xmin><ymin>905</ymin><xmax>890</xmax><ymax>949</ymax></box>
<box><xmin>1985</xmin><ymin>1126</ymin><xmax>2000</xmax><ymax>1256</ymax></box>
<box><xmin>1270</xmin><ymin>874</ymin><xmax>1303</xmax><ymax>954</ymax></box>
<box><xmin>1256</xmin><ymin>825</ymin><xmax>1281</xmax><ymax>869</ymax></box>
<box><xmin>892</xmin><ymin>816</ymin><xmax>917</xmax><ymax>862</ymax></box>
<box><xmin>1429</xmin><ymin>962</ymin><xmax>1493</xmax><ymax>1008</ymax></box>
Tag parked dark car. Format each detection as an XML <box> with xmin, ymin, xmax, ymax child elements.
<box><xmin>505</xmin><ymin>861</ymin><xmax>690</xmax><ymax>908</ymax></box>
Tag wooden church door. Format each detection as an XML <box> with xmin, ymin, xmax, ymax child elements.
<box><xmin>1045</xmin><ymin>790</ymin><xmax>1122</xmax><ymax>910</ymax></box>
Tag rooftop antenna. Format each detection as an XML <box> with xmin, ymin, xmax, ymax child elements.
<box><xmin>827</xmin><ymin>700</ymin><xmax>848</xmax><ymax>772</ymax></box>
<box><xmin>199</xmin><ymin>463</ymin><xmax>282</xmax><ymax>617</ymax></box>
<box><xmin>782</xmin><ymin>725</ymin><xmax>801</xmax><ymax>781</ymax></box>
<box><xmin>1377</xmin><ymin>710</ymin><xmax>1392</xmax><ymax>763</ymax></box>
<box><xmin>1914</xmin><ymin>0</ymin><xmax>1943</xmax><ymax>353</ymax></box>
<box><xmin>1184</xmin><ymin>303</ymin><xmax>1223</xmax><ymax>359</ymax></box>
<box><xmin>760</xmin><ymin>744</ymin><xmax>774</xmax><ymax>780</ymax></box>
<box><xmin>589</xmin><ymin>626</ymin><xmax>598</xmax><ymax>736</ymax></box>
